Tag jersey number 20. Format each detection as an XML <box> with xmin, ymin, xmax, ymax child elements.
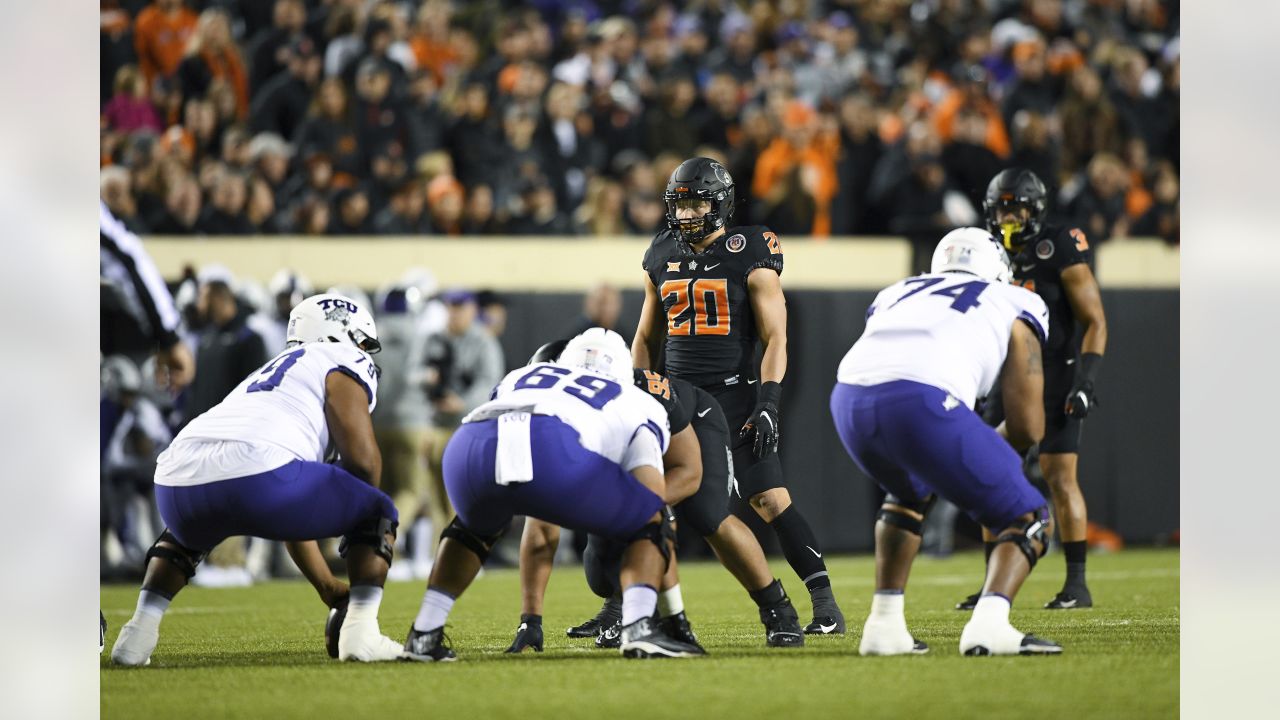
<box><xmin>661</xmin><ymin>279</ymin><xmax>729</xmax><ymax>336</ymax></box>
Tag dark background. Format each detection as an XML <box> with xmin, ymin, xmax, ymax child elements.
<box><xmin>497</xmin><ymin>288</ymin><xmax>1180</xmax><ymax>554</ymax></box>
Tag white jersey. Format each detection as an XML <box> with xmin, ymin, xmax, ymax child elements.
<box><xmin>837</xmin><ymin>273</ymin><xmax>1049</xmax><ymax>408</ymax></box>
<box><xmin>465</xmin><ymin>363</ymin><xmax>670</xmax><ymax>472</ymax></box>
<box><xmin>156</xmin><ymin>342</ymin><xmax>379</xmax><ymax>487</ymax></box>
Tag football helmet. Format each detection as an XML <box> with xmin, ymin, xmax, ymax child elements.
<box><xmin>269</xmin><ymin>269</ymin><xmax>314</xmax><ymax>319</ymax></box>
<box><xmin>983</xmin><ymin>168</ymin><xmax>1047</xmax><ymax>250</ymax></box>
<box><xmin>664</xmin><ymin>156</ymin><xmax>735</xmax><ymax>247</ymax></box>
<box><xmin>931</xmin><ymin>227</ymin><xmax>1013</xmax><ymax>284</ymax></box>
<box><xmin>286</xmin><ymin>293</ymin><xmax>381</xmax><ymax>354</ymax></box>
<box><xmin>559</xmin><ymin>328</ymin><xmax>631</xmax><ymax>383</ymax></box>
<box><xmin>528</xmin><ymin>338</ymin><xmax>570</xmax><ymax>365</ymax></box>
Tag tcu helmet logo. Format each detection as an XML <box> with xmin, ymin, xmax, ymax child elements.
<box><xmin>318</xmin><ymin>297</ymin><xmax>358</xmax><ymax>324</ymax></box>
<box><xmin>725</xmin><ymin>233</ymin><xmax>747</xmax><ymax>252</ymax></box>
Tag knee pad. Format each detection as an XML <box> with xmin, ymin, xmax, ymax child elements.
<box><xmin>339</xmin><ymin>515</ymin><xmax>399</xmax><ymax>566</ymax></box>
<box><xmin>145</xmin><ymin>529</ymin><xmax>208</xmax><ymax>580</ymax></box>
<box><xmin>625</xmin><ymin>514</ymin><xmax>677</xmax><ymax>569</ymax></box>
<box><xmin>583</xmin><ymin>534</ymin><xmax>624</xmax><ymax>599</ymax></box>
<box><xmin>876</xmin><ymin>494</ymin><xmax>937</xmax><ymax>536</ymax></box>
<box><xmin>993</xmin><ymin>507</ymin><xmax>1052</xmax><ymax>569</ymax></box>
<box><xmin>439</xmin><ymin>516</ymin><xmax>504</xmax><ymax>564</ymax></box>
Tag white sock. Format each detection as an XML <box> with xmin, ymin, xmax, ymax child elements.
<box><xmin>413</xmin><ymin>587</ymin><xmax>455</xmax><ymax>632</ymax></box>
<box><xmin>622</xmin><ymin>584</ymin><xmax>658</xmax><ymax>625</ymax></box>
<box><xmin>658</xmin><ymin>584</ymin><xmax>684</xmax><ymax>617</ymax></box>
<box><xmin>346</xmin><ymin>585</ymin><xmax>384</xmax><ymax>624</ymax></box>
<box><xmin>130</xmin><ymin>590</ymin><xmax>171</xmax><ymax>627</ymax></box>
<box><xmin>972</xmin><ymin>593</ymin><xmax>1012</xmax><ymax>625</ymax></box>
<box><xmin>869</xmin><ymin>590</ymin><xmax>905</xmax><ymax>621</ymax></box>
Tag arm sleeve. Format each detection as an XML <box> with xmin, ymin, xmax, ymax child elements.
<box><xmin>99</xmin><ymin>202</ymin><xmax>182</xmax><ymax>348</ymax></box>
<box><xmin>741</xmin><ymin>226</ymin><xmax>784</xmax><ymax>280</ymax></box>
<box><xmin>1016</xmin><ymin>290</ymin><xmax>1051</xmax><ymax>345</ymax></box>
<box><xmin>1053</xmin><ymin>227</ymin><xmax>1093</xmax><ymax>271</ymax></box>
<box><xmin>328</xmin><ymin>345</ymin><xmax>380</xmax><ymax>410</ymax></box>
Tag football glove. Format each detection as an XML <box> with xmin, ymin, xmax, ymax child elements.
<box><xmin>504</xmin><ymin>614</ymin><xmax>544</xmax><ymax>653</ymax></box>
<box><xmin>1064</xmin><ymin>353</ymin><xmax>1103</xmax><ymax>419</ymax></box>
<box><xmin>739</xmin><ymin>381</ymin><xmax>782</xmax><ymax>459</ymax></box>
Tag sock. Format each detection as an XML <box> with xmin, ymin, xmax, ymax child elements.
<box><xmin>600</xmin><ymin>595</ymin><xmax>622</xmax><ymax>622</ymax></box>
<box><xmin>869</xmin><ymin>590</ymin><xmax>905</xmax><ymax>621</ymax></box>
<box><xmin>346</xmin><ymin>585</ymin><xmax>384</xmax><ymax>624</ymax></box>
<box><xmin>748</xmin><ymin>579</ymin><xmax>786</xmax><ymax>610</ymax></box>
<box><xmin>130</xmin><ymin>589</ymin><xmax>171</xmax><ymax>627</ymax></box>
<box><xmin>519</xmin><ymin>613</ymin><xmax>541</xmax><ymax>626</ymax></box>
<box><xmin>768</xmin><ymin>505</ymin><xmax>830</xmax><ymax>593</ymax></box>
<box><xmin>1063</xmin><ymin>541</ymin><xmax>1087</xmax><ymax>584</ymax></box>
<box><xmin>621</xmin><ymin>584</ymin><xmax>658</xmax><ymax>626</ymax></box>
<box><xmin>972</xmin><ymin>593</ymin><xmax>1012</xmax><ymax>626</ymax></box>
<box><xmin>413</xmin><ymin>587</ymin><xmax>455</xmax><ymax>632</ymax></box>
<box><xmin>983</xmin><ymin>541</ymin><xmax>996</xmax><ymax>564</ymax></box>
<box><xmin>658</xmin><ymin>584</ymin><xmax>684</xmax><ymax>618</ymax></box>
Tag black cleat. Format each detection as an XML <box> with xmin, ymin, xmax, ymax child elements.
<box><xmin>567</xmin><ymin>597</ymin><xmax>621</xmax><ymax>638</ymax></box>
<box><xmin>1018</xmin><ymin>634</ymin><xmax>1064</xmax><ymax>654</ymax></box>
<box><xmin>595</xmin><ymin>618</ymin><xmax>621</xmax><ymax>649</ymax></box>
<box><xmin>402</xmin><ymin>626</ymin><xmax>457</xmax><ymax>662</ymax></box>
<box><xmin>910</xmin><ymin>638</ymin><xmax>930</xmax><ymax>654</ymax></box>
<box><xmin>803</xmin><ymin>611</ymin><xmax>846</xmax><ymax>635</ymax></box>
<box><xmin>325</xmin><ymin>600</ymin><xmax>348</xmax><ymax>659</ymax></box>
<box><xmin>760</xmin><ymin>603</ymin><xmax>804</xmax><ymax>647</ymax></box>
<box><xmin>658</xmin><ymin>612</ymin><xmax>706</xmax><ymax>655</ymax></box>
<box><xmin>99</xmin><ymin>611</ymin><xmax>107</xmax><ymax>655</ymax></box>
<box><xmin>955</xmin><ymin>591</ymin><xmax>981</xmax><ymax>611</ymax></box>
<box><xmin>619</xmin><ymin>617</ymin><xmax>703</xmax><ymax>658</ymax></box>
<box><xmin>505</xmin><ymin>616</ymin><xmax>543</xmax><ymax>653</ymax></box>
<box><xmin>1045</xmin><ymin>587</ymin><xmax>1093</xmax><ymax>609</ymax></box>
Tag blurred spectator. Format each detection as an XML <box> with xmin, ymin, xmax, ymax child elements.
<box><xmin>941</xmin><ymin>108</ymin><xmax>1004</xmax><ymax>216</ymax></box>
<box><xmin>1001</xmin><ymin>37</ymin><xmax>1058</xmax><ymax>130</ymax></box>
<box><xmin>246</xmin><ymin>177</ymin><xmax>282</xmax><ymax>234</ymax></box>
<box><xmin>327</xmin><ymin>186</ymin><xmax>373</xmax><ymax>234</ymax></box>
<box><xmin>461</xmin><ymin>183</ymin><xmax>501</xmax><ymax>235</ymax></box>
<box><xmin>1131</xmin><ymin>160</ymin><xmax>1179</xmax><ymax>245</ymax></box>
<box><xmin>103</xmin><ymin>65</ymin><xmax>164</xmax><ymax>134</ymax></box>
<box><xmin>257</xmin><ymin>269</ymin><xmax>312</xmax><ymax>354</ymax></box>
<box><xmin>197</xmin><ymin>171</ymin><xmax>254</xmax><ymax>235</ymax></box>
<box><xmin>506</xmin><ymin>177</ymin><xmax>578</xmax><ymax>235</ymax></box>
<box><xmin>182</xmin><ymin>266</ymin><xmax>268</xmax><ymax>425</ymax></box>
<box><xmin>133</xmin><ymin>0</ymin><xmax>198</xmax><ymax>87</ymax></box>
<box><xmin>293</xmin><ymin>78</ymin><xmax>363</xmax><ymax>180</ymax></box>
<box><xmin>642</xmin><ymin>74</ymin><xmax>705</xmax><ymax>159</ymax></box>
<box><xmin>1058</xmin><ymin>65</ymin><xmax>1123</xmax><ymax>177</ymax></box>
<box><xmin>375</xmin><ymin>178</ymin><xmax>433</xmax><ymax>235</ymax></box>
<box><xmin>101</xmin><ymin>167</ymin><xmax>146</xmax><ymax>233</ymax></box>
<box><xmin>353</xmin><ymin>59</ymin><xmax>413</xmax><ymax>175</ymax></box>
<box><xmin>1061</xmin><ymin>152</ymin><xmax>1130</xmax><ymax>242</ymax></box>
<box><xmin>149</xmin><ymin>174</ymin><xmax>202</xmax><ymax>234</ymax></box>
<box><xmin>249</xmin><ymin>36</ymin><xmax>322</xmax><ymax>140</ymax></box>
<box><xmin>477</xmin><ymin>289</ymin><xmax>508</xmax><ymax>339</ymax></box>
<box><xmin>1009</xmin><ymin>110</ymin><xmax>1061</xmax><ymax>198</ymax></box>
<box><xmin>177</xmin><ymin>8</ymin><xmax>250</xmax><ymax>120</ymax></box>
<box><xmin>753</xmin><ymin>100</ymin><xmax>838</xmax><ymax>236</ymax></box>
<box><xmin>425</xmin><ymin>174</ymin><xmax>465</xmax><ymax>235</ymax></box>
<box><xmin>833</xmin><ymin>95</ymin><xmax>885</xmax><ymax>234</ymax></box>
<box><xmin>248</xmin><ymin>132</ymin><xmax>293</xmax><ymax>207</ymax></box>
<box><xmin>569</xmin><ymin>282</ymin><xmax>623</xmax><ymax>337</ymax></box>
<box><xmin>577</xmin><ymin>177</ymin><xmax>627</xmax><ymax>236</ymax></box>
<box><xmin>542</xmin><ymin>82</ymin><xmax>604</xmax><ymax>211</ymax></box>
<box><xmin>245</xmin><ymin>0</ymin><xmax>308</xmax><ymax>94</ymax></box>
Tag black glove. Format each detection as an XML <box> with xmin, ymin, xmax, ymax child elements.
<box><xmin>1065</xmin><ymin>353</ymin><xmax>1103</xmax><ymax>419</ymax></box>
<box><xmin>505</xmin><ymin>613</ymin><xmax>544</xmax><ymax>653</ymax></box>
<box><xmin>738</xmin><ymin>381</ymin><xmax>781</xmax><ymax>459</ymax></box>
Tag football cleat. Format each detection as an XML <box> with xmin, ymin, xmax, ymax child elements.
<box><xmin>505</xmin><ymin>618</ymin><xmax>544</xmax><ymax>654</ymax></box>
<box><xmin>402</xmin><ymin>626</ymin><xmax>457</xmax><ymax>663</ymax></box>
<box><xmin>658</xmin><ymin>612</ymin><xmax>706</xmax><ymax>655</ymax></box>
<box><xmin>760</xmin><ymin>603</ymin><xmax>804</xmax><ymax>647</ymax></box>
<box><xmin>619</xmin><ymin>617</ymin><xmax>703</xmax><ymax>659</ymax></box>
<box><xmin>110</xmin><ymin>619</ymin><xmax>158</xmax><ymax>667</ymax></box>
<box><xmin>960</xmin><ymin>617</ymin><xmax>1064</xmax><ymax>656</ymax></box>
<box><xmin>1044</xmin><ymin>587</ymin><xmax>1093</xmax><ymax>610</ymax></box>
<box><xmin>338</xmin><ymin>620</ymin><xmax>405</xmax><ymax>662</ymax></box>
<box><xmin>955</xmin><ymin>591</ymin><xmax>982</xmax><ymax>611</ymax></box>
<box><xmin>595</xmin><ymin>618</ymin><xmax>622</xmax><ymax>649</ymax></box>
<box><xmin>325</xmin><ymin>600</ymin><xmax>348</xmax><ymax>659</ymax></box>
<box><xmin>803</xmin><ymin>612</ymin><xmax>846</xmax><ymax>635</ymax></box>
<box><xmin>567</xmin><ymin>597</ymin><xmax>620</xmax><ymax>638</ymax></box>
<box><xmin>859</xmin><ymin>617</ymin><xmax>929</xmax><ymax>656</ymax></box>
<box><xmin>964</xmin><ymin>633</ymin><xmax>1063</xmax><ymax>656</ymax></box>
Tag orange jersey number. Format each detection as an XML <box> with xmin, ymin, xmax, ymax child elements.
<box><xmin>764</xmin><ymin>231</ymin><xmax>782</xmax><ymax>255</ymax></box>
<box><xmin>642</xmin><ymin>370</ymin><xmax>671</xmax><ymax>399</ymax></box>
<box><xmin>661</xmin><ymin>278</ymin><xmax>730</xmax><ymax>336</ymax></box>
<box><xmin>1070</xmin><ymin>228</ymin><xmax>1089</xmax><ymax>252</ymax></box>
<box><xmin>1014</xmin><ymin>278</ymin><xmax>1037</xmax><ymax>293</ymax></box>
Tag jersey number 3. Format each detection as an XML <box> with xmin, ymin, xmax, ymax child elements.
<box><xmin>661</xmin><ymin>279</ymin><xmax>729</xmax><ymax>336</ymax></box>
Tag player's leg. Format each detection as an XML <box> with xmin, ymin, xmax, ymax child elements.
<box><xmin>110</xmin><ymin>524</ymin><xmax>209</xmax><ymax>667</ymax></box>
<box><xmin>858</xmin><ymin>493</ymin><xmax>935</xmax><ymax>656</ymax></box>
<box><xmin>506</xmin><ymin>517</ymin><xmax>560</xmax><ymax>653</ymax></box>
<box><xmin>1041</xmin><ymin>450</ymin><xmax>1092</xmax><ymax>608</ymax></box>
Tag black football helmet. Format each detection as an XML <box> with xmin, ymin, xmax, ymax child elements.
<box><xmin>528</xmin><ymin>338</ymin><xmax>570</xmax><ymax>365</ymax></box>
<box><xmin>983</xmin><ymin>168</ymin><xmax>1047</xmax><ymax>250</ymax></box>
<box><xmin>664</xmin><ymin>157</ymin><xmax>735</xmax><ymax>248</ymax></box>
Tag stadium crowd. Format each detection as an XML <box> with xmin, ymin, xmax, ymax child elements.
<box><xmin>100</xmin><ymin>0</ymin><xmax>1179</xmax><ymax>245</ymax></box>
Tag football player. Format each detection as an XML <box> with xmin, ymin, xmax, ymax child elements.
<box><xmin>111</xmin><ymin>294</ymin><xmax>405</xmax><ymax>666</ymax></box>
<box><xmin>505</xmin><ymin>340</ymin><xmax>805</xmax><ymax>653</ymax></box>
<box><xmin>832</xmin><ymin>228</ymin><xmax>1062</xmax><ymax>655</ymax></box>
<box><xmin>402</xmin><ymin>329</ymin><xmax>704</xmax><ymax>661</ymax></box>
<box><xmin>633</xmin><ymin>157</ymin><xmax>845</xmax><ymax>634</ymax></box>
<box><xmin>955</xmin><ymin>168</ymin><xmax>1108</xmax><ymax>610</ymax></box>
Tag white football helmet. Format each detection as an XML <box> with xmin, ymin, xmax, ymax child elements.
<box><xmin>286</xmin><ymin>293</ymin><xmax>381</xmax><ymax>354</ymax></box>
<box><xmin>930</xmin><ymin>227</ymin><xmax>1013</xmax><ymax>284</ymax></box>
<box><xmin>559</xmin><ymin>328</ymin><xmax>631</xmax><ymax>383</ymax></box>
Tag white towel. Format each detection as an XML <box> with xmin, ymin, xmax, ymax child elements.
<box><xmin>495</xmin><ymin>412</ymin><xmax>535</xmax><ymax>485</ymax></box>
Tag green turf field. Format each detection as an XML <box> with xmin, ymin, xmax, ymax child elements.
<box><xmin>101</xmin><ymin>547</ymin><xmax>1178</xmax><ymax>719</ymax></box>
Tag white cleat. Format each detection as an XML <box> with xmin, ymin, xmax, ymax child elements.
<box><xmin>960</xmin><ymin>620</ymin><xmax>1062</xmax><ymax>656</ymax></box>
<box><xmin>858</xmin><ymin>617</ymin><xmax>929</xmax><ymax>656</ymax></box>
<box><xmin>110</xmin><ymin>620</ymin><xmax>158</xmax><ymax>667</ymax></box>
<box><xmin>338</xmin><ymin>621</ymin><xmax>406</xmax><ymax>662</ymax></box>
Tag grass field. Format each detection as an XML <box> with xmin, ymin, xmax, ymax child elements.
<box><xmin>101</xmin><ymin>548</ymin><xmax>1178</xmax><ymax>719</ymax></box>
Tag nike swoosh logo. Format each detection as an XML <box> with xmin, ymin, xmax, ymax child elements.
<box><xmin>705</xmin><ymin>263</ymin><xmax>721</xmax><ymax>270</ymax></box>
<box><xmin>697</xmin><ymin>408</ymin><xmax>712</xmax><ymax>417</ymax></box>
<box><xmin>805</xmin><ymin>545</ymin><xmax>822</xmax><ymax>559</ymax></box>
<box><xmin>518</xmin><ymin>623</ymin><xmax>527</xmax><ymax>631</ymax></box>
<box><xmin>1019</xmin><ymin>264</ymin><xmax>1035</xmax><ymax>272</ymax></box>
<box><xmin>747</xmin><ymin>379</ymin><xmax>757</xmax><ymax>385</ymax></box>
<box><xmin>817</xmin><ymin>623</ymin><xmax>837</xmax><ymax>633</ymax></box>
<box><xmin>1056</xmin><ymin>599</ymin><xmax>1078</xmax><ymax>608</ymax></box>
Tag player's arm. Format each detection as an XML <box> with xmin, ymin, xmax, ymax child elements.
<box><xmin>285</xmin><ymin>540</ymin><xmax>348</xmax><ymax>609</ymax></box>
<box><xmin>517</xmin><ymin>518</ymin><xmax>560</xmax><ymax>616</ymax></box>
<box><xmin>740</xmin><ymin>267</ymin><xmax>787</xmax><ymax>457</ymax></box>
<box><xmin>1061</xmin><ymin>262</ymin><xmax>1108</xmax><ymax>417</ymax></box>
<box><xmin>999</xmin><ymin>320</ymin><xmax>1046</xmax><ymax>452</ymax></box>
<box><xmin>662</xmin><ymin>425</ymin><xmax>702</xmax><ymax>504</ymax></box>
<box><xmin>632</xmin><ymin>274</ymin><xmax>666</xmax><ymax>370</ymax></box>
<box><xmin>324</xmin><ymin>370</ymin><xmax>382</xmax><ymax>486</ymax></box>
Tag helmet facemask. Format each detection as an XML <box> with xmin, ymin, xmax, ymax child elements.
<box><xmin>665</xmin><ymin>191</ymin><xmax>721</xmax><ymax>247</ymax></box>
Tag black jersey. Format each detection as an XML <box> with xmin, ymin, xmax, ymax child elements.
<box><xmin>633</xmin><ymin>368</ymin><xmax>696</xmax><ymax>434</ymax></box>
<box><xmin>642</xmin><ymin>225</ymin><xmax>784</xmax><ymax>386</ymax></box>
<box><xmin>1010</xmin><ymin>223</ymin><xmax>1094</xmax><ymax>359</ymax></box>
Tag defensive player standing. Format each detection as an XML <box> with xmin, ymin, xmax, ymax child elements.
<box><xmin>833</xmin><ymin>228</ymin><xmax>1062</xmax><ymax>655</ymax></box>
<box><xmin>956</xmin><ymin>168</ymin><xmax>1108</xmax><ymax>610</ymax></box>
<box><xmin>634</xmin><ymin>157</ymin><xmax>845</xmax><ymax>634</ymax></box>
<box><xmin>111</xmin><ymin>294</ymin><xmax>405</xmax><ymax>665</ymax></box>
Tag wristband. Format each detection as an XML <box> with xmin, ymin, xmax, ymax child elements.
<box><xmin>758</xmin><ymin>381</ymin><xmax>782</xmax><ymax>407</ymax></box>
<box><xmin>1078</xmin><ymin>353</ymin><xmax>1103</xmax><ymax>385</ymax></box>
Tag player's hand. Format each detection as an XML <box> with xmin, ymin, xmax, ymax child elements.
<box><xmin>739</xmin><ymin>381</ymin><xmax>782</xmax><ymax>459</ymax></box>
<box><xmin>1064</xmin><ymin>379</ymin><xmax>1097</xmax><ymax>419</ymax></box>
<box><xmin>504</xmin><ymin>614</ymin><xmax>544</xmax><ymax>653</ymax></box>
<box><xmin>321</xmin><ymin>580</ymin><xmax>349</xmax><ymax>610</ymax></box>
